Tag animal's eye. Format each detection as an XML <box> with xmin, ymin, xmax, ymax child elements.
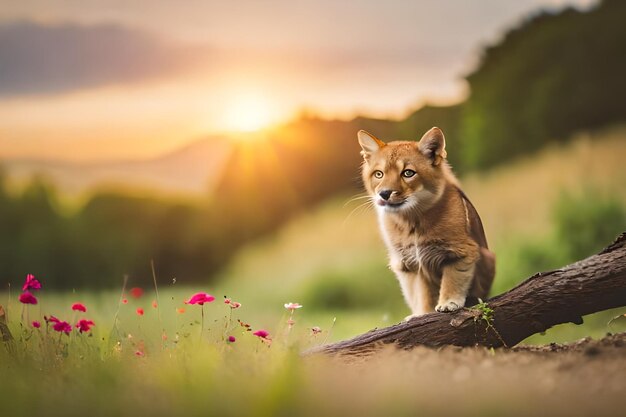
<box><xmin>373</xmin><ymin>170</ymin><xmax>384</xmax><ymax>179</ymax></box>
<box><xmin>402</xmin><ymin>169</ymin><xmax>416</xmax><ymax>178</ymax></box>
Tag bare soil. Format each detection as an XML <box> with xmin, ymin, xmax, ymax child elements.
<box><xmin>307</xmin><ymin>333</ymin><xmax>626</xmax><ymax>417</ymax></box>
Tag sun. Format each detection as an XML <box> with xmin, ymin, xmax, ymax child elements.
<box><xmin>223</xmin><ymin>93</ymin><xmax>274</xmax><ymax>133</ymax></box>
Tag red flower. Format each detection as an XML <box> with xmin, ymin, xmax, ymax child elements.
<box><xmin>76</xmin><ymin>319</ymin><xmax>95</xmax><ymax>333</ymax></box>
<box><xmin>71</xmin><ymin>302</ymin><xmax>87</xmax><ymax>312</ymax></box>
<box><xmin>32</xmin><ymin>320</ymin><xmax>41</xmax><ymax>328</ymax></box>
<box><xmin>49</xmin><ymin>317</ymin><xmax>72</xmax><ymax>334</ymax></box>
<box><xmin>122</xmin><ymin>298</ymin><xmax>128</xmax><ymax>304</ymax></box>
<box><xmin>185</xmin><ymin>292</ymin><xmax>215</xmax><ymax>305</ymax></box>
<box><xmin>130</xmin><ymin>287</ymin><xmax>144</xmax><ymax>299</ymax></box>
<box><xmin>19</xmin><ymin>291</ymin><xmax>38</xmax><ymax>305</ymax></box>
<box><xmin>46</xmin><ymin>315</ymin><xmax>60</xmax><ymax>324</ymax></box>
<box><xmin>152</xmin><ymin>300</ymin><xmax>158</xmax><ymax>308</ymax></box>
<box><xmin>253</xmin><ymin>329</ymin><xmax>270</xmax><ymax>339</ymax></box>
<box><xmin>136</xmin><ymin>308</ymin><xmax>144</xmax><ymax>316</ymax></box>
<box><xmin>22</xmin><ymin>274</ymin><xmax>42</xmax><ymax>291</ymax></box>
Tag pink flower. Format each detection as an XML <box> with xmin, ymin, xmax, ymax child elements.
<box><xmin>224</xmin><ymin>297</ymin><xmax>241</xmax><ymax>308</ymax></box>
<box><xmin>22</xmin><ymin>274</ymin><xmax>42</xmax><ymax>291</ymax></box>
<box><xmin>19</xmin><ymin>291</ymin><xmax>38</xmax><ymax>305</ymax></box>
<box><xmin>228</xmin><ymin>335</ymin><xmax>236</xmax><ymax>343</ymax></box>
<box><xmin>76</xmin><ymin>319</ymin><xmax>95</xmax><ymax>333</ymax></box>
<box><xmin>50</xmin><ymin>318</ymin><xmax>72</xmax><ymax>334</ymax></box>
<box><xmin>136</xmin><ymin>308</ymin><xmax>144</xmax><ymax>316</ymax></box>
<box><xmin>253</xmin><ymin>329</ymin><xmax>270</xmax><ymax>339</ymax></box>
<box><xmin>135</xmin><ymin>350</ymin><xmax>144</xmax><ymax>357</ymax></box>
<box><xmin>71</xmin><ymin>302</ymin><xmax>87</xmax><ymax>312</ymax></box>
<box><xmin>185</xmin><ymin>292</ymin><xmax>215</xmax><ymax>305</ymax></box>
<box><xmin>32</xmin><ymin>320</ymin><xmax>41</xmax><ymax>328</ymax></box>
<box><xmin>284</xmin><ymin>302</ymin><xmax>302</xmax><ymax>311</ymax></box>
<box><xmin>46</xmin><ymin>315</ymin><xmax>60</xmax><ymax>324</ymax></box>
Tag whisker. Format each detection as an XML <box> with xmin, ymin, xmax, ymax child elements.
<box><xmin>342</xmin><ymin>199</ymin><xmax>374</xmax><ymax>227</ymax></box>
<box><xmin>343</xmin><ymin>193</ymin><xmax>371</xmax><ymax>207</ymax></box>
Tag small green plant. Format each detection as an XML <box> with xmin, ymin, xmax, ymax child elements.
<box><xmin>471</xmin><ymin>299</ymin><xmax>507</xmax><ymax>347</ymax></box>
<box><xmin>472</xmin><ymin>299</ymin><xmax>494</xmax><ymax>327</ymax></box>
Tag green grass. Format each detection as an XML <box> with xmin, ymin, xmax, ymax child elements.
<box><xmin>1</xmin><ymin>283</ymin><xmax>624</xmax><ymax>417</ymax></box>
<box><xmin>0</xmin><ymin>285</ymin><xmax>451</xmax><ymax>417</ymax></box>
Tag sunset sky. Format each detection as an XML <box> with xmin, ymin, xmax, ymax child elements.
<box><xmin>0</xmin><ymin>0</ymin><xmax>596</xmax><ymax>161</ymax></box>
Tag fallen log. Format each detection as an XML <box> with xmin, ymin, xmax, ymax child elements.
<box><xmin>309</xmin><ymin>232</ymin><xmax>626</xmax><ymax>356</ymax></box>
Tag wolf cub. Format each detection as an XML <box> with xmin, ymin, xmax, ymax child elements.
<box><xmin>358</xmin><ymin>127</ymin><xmax>495</xmax><ymax>318</ymax></box>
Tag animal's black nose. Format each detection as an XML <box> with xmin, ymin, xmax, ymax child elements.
<box><xmin>379</xmin><ymin>190</ymin><xmax>393</xmax><ymax>200</ymax></box>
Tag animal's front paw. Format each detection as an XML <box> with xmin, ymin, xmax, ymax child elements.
<box><xmin>435</xmin><ymin>299</ymin><xmax>464</xmax><ymax>313</ymax></box>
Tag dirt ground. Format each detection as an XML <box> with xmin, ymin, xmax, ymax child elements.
<box><xmin>305</xmin><ymin>332</ymin><xmax>626</xmax><ymax>417</ymax></box>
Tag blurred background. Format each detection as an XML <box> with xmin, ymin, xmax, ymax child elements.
<box><xmin>1</xmin><ymin>0</ymin><xmax>625</xmax><ymax>340</ymax></box>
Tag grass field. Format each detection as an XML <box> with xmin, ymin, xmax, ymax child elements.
<box><xmin>1</xmin><ymin>279</ymin><xmax>625</xmax><ymax>417</ymax></box>
<box><xmin>1</xmin><ymin>127</ymin><xmax>625</xmax><ymax>416</ymax></box>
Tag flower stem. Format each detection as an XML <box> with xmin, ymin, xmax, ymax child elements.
<box><xmin>201</xmin><ymin>305</ymin><xmax>205</xmax><ymax>340</ymax></box>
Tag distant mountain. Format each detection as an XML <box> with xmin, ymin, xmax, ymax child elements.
<box><xmin>1</xmin><ymin>135</ymin><xmax>233</xmax><ymax>195</ymax></box>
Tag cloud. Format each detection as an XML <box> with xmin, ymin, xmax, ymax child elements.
<box><xmin>0</xmin><ymin>20</ymin><xmax>208</xmax><ymax>97</ymax></box>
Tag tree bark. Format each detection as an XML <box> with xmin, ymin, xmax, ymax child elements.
<box><xmin>308</xmin><ymin>232</ymin><xmax>626</xmax><ymax>356</ymax></box>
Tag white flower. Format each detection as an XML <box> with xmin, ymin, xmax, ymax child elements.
<box><xmin>284</xmin><ymin>302</ymin><xmax>303</xmax><ymax>311</ymax></box>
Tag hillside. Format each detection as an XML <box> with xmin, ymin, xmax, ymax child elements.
<box><xmin>2</xmin><ymin>135</ymin><xmax>232</xmax><ymax>195</ymax></box>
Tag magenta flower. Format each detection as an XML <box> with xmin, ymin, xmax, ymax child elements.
<box><xmin>49</xmin><ymin>317</ymin><xmax>72</xmax><ymax>334</ymax></box>
<box><xmin>46</xmin><ymin>315</ymin><xmax>71</xmax><ymax>333</ymax></box>
<box><xmin>32</xmin><ymin>320</ymin><xmax>41</xmax><ymax>328</ymax></box>
<box><xmin>76</xmin><ymin>319</ymin><xmax>95</xmax><ymax>333</ymax></box>
<box><xmin>22</xmin><ymin>274</ymin><xmax>42</xmax><ymax>291</ymax></box>
<box><xmin>185</xmin><ymin>292</ymin><xmax>215</xmax><ymax>305</ymax></box>
<box><xmin>19</xmin><ymin>291</ymin><xmax>38</xmax><ymax>305</ymax></box>
<box><xmin>228</xmin><ymin>335</ymin><xmax>236</xmax><ymax>343</ymax></box>
<box><xmin>253</xmin><ymin>329</ymin><xmax>270</xmax><ymax>339</ymax></box>
<box><xmin>71</xmin><ymin>302</ymin><xmax>87</xmax><ymax>312</ymax></box>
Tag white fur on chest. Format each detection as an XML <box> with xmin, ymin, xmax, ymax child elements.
<box><xmin>376</xmin><ymin>206</ymin><xmax>421</xmax><ymax>268</ymax></box>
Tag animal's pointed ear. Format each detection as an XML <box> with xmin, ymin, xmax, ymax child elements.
<box><xmin>357</xmin><ymin>130</ymin><xmax>385</xmax><ymax>161</ymax></box>
<box><xmin>418</xmin><ymin>127</ymin><xmax>447</xmax><ymax>166</ymax></box>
